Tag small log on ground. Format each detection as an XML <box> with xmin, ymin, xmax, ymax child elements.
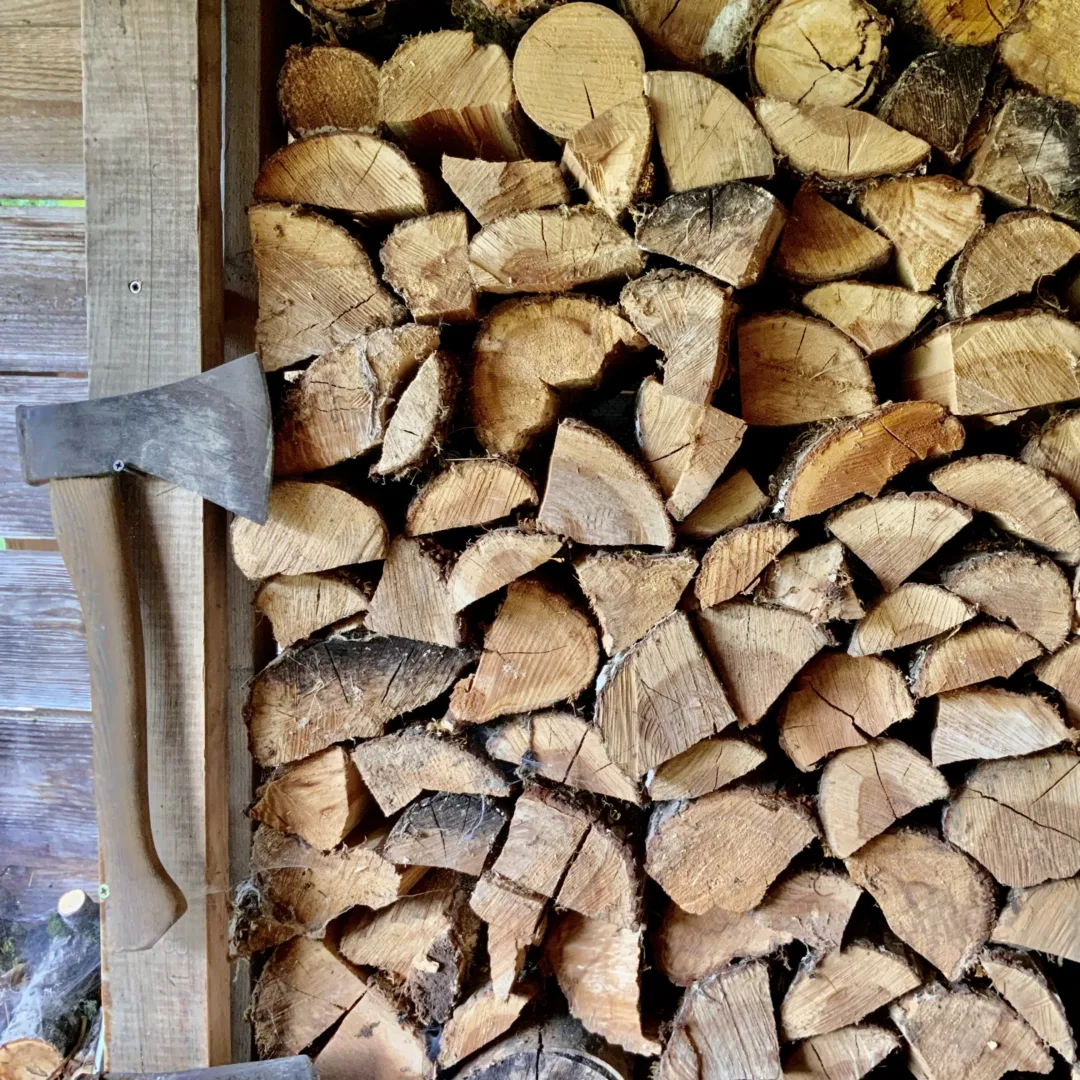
<box><xmin>818</xmin><ymin>739</ymin><xmax>949</xmax><ymax>857</ymax></box>
<box><xmin>847</xmin><ymin>582</ymin><xmax>974</xmax><ymax>656</ymax></box>
<box><xmin>783</xmin><ymin>1026</ymin><xmax>899</xmax><ymax>1080</ymax></box>
<box><xmin>442</xmin><ymin>155</ymin><xmax>569</xmax><ymax>224</ymax></box>
<box><xmin>277</xmin><ymin>44</ymin><xmax>381</xmax><ymax>138</ymax></box>
<box><xmin>646</xmin><ymin>736</ymin><xmax>767</xmax><ymax>801</ymax></box>
<box><xmin>449</xmin><ymin>529</ymin><xmax>563</xmax><ymax>612</ymax></box>
<box><xmin>757</xmin><ymin>540</ymin><xmax>865</xmax><ymax>623</ymax></box>
<box><xmin>911</xmin><ymin>622</ymin><xmax>1043</xmax><ymax>697</ymax></box>
<box><xmin>992</xmin><ymin>877</ymin><xmax>1080</xmax><ymax>962</ymax></box>
<box><xmin>470</xmin><ymin>872</ymin><xmax>548</xmax><ymax>1000</ymax></box>
<box><xmin>557</xmin><ymin>820</ymin><xmax>641</xmax><ymax>928</ymax></box>
<box><xmin>803</xmin><ymin>281</ymin><xmax>937</xmax><ymax>356</ymax></box>
<box><xmin>1036</xmin><ymin>640</ymin><xmax>1080</xmax><ymax>724</ymax></box>
<box><xmin>254</xmin><ymin>571</ymin><xmax>371</xmax><ymax>649</ymax></box>
<box><xmin>1023</xmin><ymin>408</ymin><xmax>1080</xmax><ymax>500</ymax></box>
<box><xmin>405</xmin><ymin>460</ymin><xmax>536</xmax><ymax>536</ymax></box>
<box><xmin>936</xmin><ymin>687</ymin><xmax>1070</xmax><ymax>766</ymax></box>
<box><xmin>437</xmin><ymin>983</ymin><xmax>537</xmax><ymax>1070</ymax></box>
<box><xmin>999</xmin><ymin>0</ymin><xmax>1080</xmax><ymax>109</ymax></box>
<box><xmin>696</xmin><ymin>522</ymin><xmax>798</xmax><ymax>607</ymax></box>
<box><xmin>383</xmin><ymin>792</ymin><xmax>508</xmax><ymax>875</ymax></box>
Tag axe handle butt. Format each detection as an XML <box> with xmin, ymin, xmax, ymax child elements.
<box><xmin>51</xmin><ymin>475</ymin><xmax>187</xmax><ymax>952</ymax></box>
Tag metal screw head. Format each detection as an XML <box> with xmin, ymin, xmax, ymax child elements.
<box><xmin>112</xmin><ymin>460</ymin><xmax>125</xmax><ymax>473</ymax></box>
<box><xmin>128</xmin><ymin>280</ymin><xmax>141</xmax><ymax>294</ymax></box>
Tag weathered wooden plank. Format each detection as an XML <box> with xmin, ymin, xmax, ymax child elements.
<box><xmin>0</xmin><ymin>374</ymin><xmax>88</xmax><ymax>538</ymax></box>
<box><xmin>0</xmin><ymin>548</ymin><xmax>89</xmax><ymax>711</ymax></box>
<box><xmin>0</xmin><ymin>206</ymin><xmax>87</xmax><ymax>373</ymax></box>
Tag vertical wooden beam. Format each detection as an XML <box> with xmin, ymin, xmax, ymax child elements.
<box><xmin>82</xmin><ymin>0</ymin><xmax>229</xmax><ymax>1069</ymax></box>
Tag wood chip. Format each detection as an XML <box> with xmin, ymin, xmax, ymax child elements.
<box><xmin>847</xmin><ymin>582</ymin><xmax>974</xmax><ymax>656</ymax></box>
<box><xmin>277</xmin><ymin>44</ymin><xmax>381</xmax><ymax>138</ymax></box>
<box><xmin>783</xmin><ymin>1026</ymin><xmax>899</xmax><ymax>1080</ymax></box>
<box><xmin>679</xmin><ymin>469</ymin><xmax>769</xmax><ymax>540</ymax></box>
<box><xmin>912</xmin><ymin>623</ymin><xmax>1043</xmax><ymax>698</ymax></box>
<box><xmin>646</xmin><ymin>736</ymin><xmax>768</xmax><ymax>801</ymax></box>
<box><xmin>448</xmin><ymin>528</ymin><xmax>563</xmax><ymax>612</ymax></box>
<box><xmin>442</xmin><ymin>155</ymin><xmax>570</xmax><ymax>225</ymax></box>
<box><xmin>382</xmin><ymin>793</ymin><xmax>508</xmax><ymax>876</ymax></box>
<box><xmin>254</xmin><ymin>571</ymin><xmax>371</xmax><ymax>649</ymax></box>
<box><xmin>992</xmin><ymin>877</ymin><xmax>1080</xmax><ymax>962</ymax></box>
<box><xmin>757</xmin><ymin>540</ymin><xmax>865</xmax><ymax>623</ymax></box>
<box><xmin>405</xmin><ymin>459</ymin><xmax>536</xmax><ymax>536</ymax></box>
<box><xmin>803</xmin><ymin>281</ymin><xmax>938</xmax><ymax>356</ymax></box>
<box><xmin>696</xmin><ymin>522</ymin><xmax>798</xmax><ymax>607</ymax></box>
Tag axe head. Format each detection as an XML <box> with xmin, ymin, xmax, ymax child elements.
<box><xmin>16</xmin><ymin>353</ymin><xmax>272</xmax><ymax>523</ymax></box>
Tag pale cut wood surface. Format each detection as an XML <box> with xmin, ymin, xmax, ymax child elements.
<box><xmin>782</xmin><ymin>1025</ymin><xmax>898</xmax><ymax>1080</ymax></box>
<box><xmin>992</xmin><ymin>877</ymin><xmax>1080</xmax><ymax>962</ymax></box>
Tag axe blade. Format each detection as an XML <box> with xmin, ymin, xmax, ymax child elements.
<box><xmin>16</xmin><ymin>353</ymin><xmax>272</xmax><ymax>523</ymax></box>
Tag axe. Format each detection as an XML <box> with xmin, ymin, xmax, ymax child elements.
<box><xmin>16</xmin><ymin>354</ymin><xmax>272</xmax><ymax>953</ymax></box>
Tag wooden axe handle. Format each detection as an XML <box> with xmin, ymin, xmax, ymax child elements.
<box><xmin>51</xmin><ymin>475</ymin><xmax>187</xmax><ymax>952</ymax></box>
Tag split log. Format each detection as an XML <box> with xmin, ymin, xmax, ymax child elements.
<box><xmin>594</xmin><ymin>610</ymin><xmax>737</xmax><ymax>777</ymax></box>
<box><xmin>370</xmin><ymin>351</ymin><xmax>459</xmax><ymax>477</ymax></box>
<box><xmin>544</xmin><ymin>914</ymin><xmax>659</xmax><ymax>1055</ymax></box>
<box><xmin>575</xmin><ymin>550</ymin><xmax>697</xmax><ymax>655</ymax></box>
<box><xmin>947</xmin><ymin>212</ymin><xmax>1080</xmax><ymax>317</ymax></box>
<box><xmin>992</xmin><ymin>877</ymin><xmax>1080</xmax><ymax>962</ymax></box>
<box><xmin>778</xmin><ymin>401</ymin><xmax>965</xmax><ymax>521</ymax></box>
<box><xmin>636</xmin><ymin>182</ymin><xmax>786</xmax><ymax>288</ymax></box>
<box><xmin>620</xmin><ymin>269</ymin><xmax>736</xmax><ymax>405</ymax></box>
<box><xmin>645</xmin><ymin>735</ymin><xmax>768</xmax><ymax>801</ymax></box>
<box><xmin>251</xmin><ymin>936</ymin><xmax>366</xmax><ymax>1058</ymax></box>
<box><xmin>931</xmin><ymin>455</ymin><xmax>1080</xmax><ymax>564</ymax></box>
<box><xmin>999</xmin><ymin>0</ymin><xmax>1080</xmax><ymax>109</ymax></box>
<box><xmin>943</xmin><ymin>751</ymin><xmax>1080</xmax><ymax>886</ymax></box>
<box><xmin>754</xmin><ymin>99</ymin><xmax>931</xmax><ymax>182</ymax></box>
<box><xmin>558</xmin><ymin>820</ymin><xmax>641</xmax><ymax>928</ymax></box>
<box><xmin>750</xmin><ymin>0</ymin><xmax>889</xmax><ymax>107</ymax></box>
<box><xmin>754</xmin><ymin>868</ymin><xmax>864</xmax><ymax>952</ymax></box>
<box><xmin>471</xmin><ymin>295</ymin><xmax>645</xmax><ymax>458</ymax></box>
<box><xmin>254</xmin><ymin>134</ymin><xmax>439</xmax><ymax>223</ymax></box>
<box><xmin>845</xmin><ymin>829</ymin><xmax>995</xmax><ymax>981</ymax></box>
<box><xmin>1036</xmin><ymin>640</ymin><xmax>1080</xmax><ymax>724</ymax></box>
<box><xmin>538</xmin><ymin>420</ymin><xmax>675</xmax><ymax>548</ymax></box>
<box><xmin>1022</xmin><ymin>408</ymin><xmax>1080</xmax><ymax>500</ymax></box>
<box><xmin>246</xmin><ymin>632</ymin><xmax>476</xmax><ymax>766</ymax></box>
<box><xmin>892</xmin><ymin>0</ymin><xmax>1022</xmax><ymax>45</ymax></box>
<box><xmin>696</xmin><ymin>522</ymin><xmax>798</xmax><ymax>607</ymax></box>
<box><xmin>511</xmin><ymin>3</ymin><xmax>646</xmax><ymax>139</ymax></box>
<box><xmin>442</xmin><ymin>156</ymin><xmax>569</xmax><ymax>224</ymax></box>
<box><xmin>858</xmin><ymin>176</ymin><xmax>983</xmax><ymax>292</ymax></box>
<box><xmin>696</xmin><ymin>601</ymin><xmax>832</xmax><ymax>726</ymax></box>
<box><xmin>352</xmin><ymin>727</ymin><xmax>512</xmax><ymax>816</ymax></box>
<box><xmin>737</xmin><ymin>313</ymin><xmax>877</xmax><ymax>427</ymax></box>
<box><xmin>779</xmin><ymin>944</ymin><xmax>921</xmax><ymax>1040</ymax></box>
<box><xmin>379</xmin><ymin>30</ymin><xmax>528</xmax><ymax>160</ymax></box>
<box><xmin>778</xmin><ymin>652</ymin><xmax>915</xmax><ymax>771</ymax></box>
<box><xmin>562</xmin><ymin>97</ymin><xmax>652</xmax><ymax>220</ymax></box>
<box><xmin>783</xmin><ymin>1026</ymin><xmax>899</xmax><ymax>1080</ymax></box>
<box><xmin>829</xmin><ymin>492</ymin><xmax>976</xmax><ymax>591</ymax></box>
<box><xmin>966</xmin><ymin>93</ymin><xmax>1080</xmax><ymax>226</ymax></box>
<box><xmin>818</xmin><ymin>739</ymin><xmax>949</xmax><ymax>857</ymax></box>
<box><xmin>959</xmin><ymin>675</ymin><xmax>1054</xmax><ymax>765</ymax></box>
<box><xmin>679</xmin><ymin>469</ymin><xmax>769</xmax><ymax>540</ymax></box>
<box><xmin>645</xmin><ymin>71</ymin><xmax>773</xmax><ymax>192</ymax></box>
<box><xmin>274</xmin><ymin>323</ymin><xmax>440</xmax><ymax>476</ymax></box>
<box><xmin>437</xmin><ymin>983</ymin><xmax>537</xmax><ymax>1070</ymax></box>
<box><xmin>450</xmin><ymin>578</ymin><xmax>599</xmax><ymax>723</ymax></box>
<box><xmin>912</xmin><ymin>623</ymin><xmax>1043</xmax><ymax>698</ymax></box>
<box><xmin>773</xmin><ymin>185</ymin><xmax>893</xmax><ymax>284</ymax></box>
<box><xmin>405</xmin><ymin>460</ymin><xmax>536</xmax><ymax>536</ymax></box>
<box><xmin>645</xmin><ymin>787</ymin><xmax>818</xmax><ymax>913</ymax></box>
<box><xmin>449</xmin><ymin>529</ymin><xmax>563</xmax><ymax>612</ymax></box>
<box><xmin>470</xmin><ymin>872</ymin><xmax>548</xmax><ymax>999</ymax></box>
<box><xmin>622</xmin><ymin>0</ymin><xmax>769</xmax><ymax>72</ymax></box>
<box><xmin>802</xmin><ymin>281</ymin><xmax>937</xmax><ymax>356</ymax></box>
<box><xmin>889</xmin><ymin>984</ymin><xmax>1053</xmax><ymax>1080</ymax></box>
<box><xmin>469</xmin><ymin>206</ymin><xmax>645</xmax><ymax>294</ymax></box>
<box><xmin>231</xmin><ymin>481</ymin><xmax>388</xmax><ymax>581</ymax></box>
<box><xmin>250</xmin><ymin>745</ymin><xmax>370</xmax><ymax>851</ymax></box>
<box><xmin>338</xmin><ymin>871</ymin><xmax>479</xmax><ymax>1023</ymax></box>
<box><xmin>277</xmin><ymin>44</ymin><xmax>381</xmax><ymax>138</ymax></box>
<box><xmin>254</xmin><ymin>571</ymin><xmax>371</xmax><ymax>649</ymax></box>
<box><xmin>658</xmin><ymin>962</ymin><xmax>779</xmax><ymax>1080</ymax></box>
<box><xmin>380</xmin><ymin>211</ymin><xmax>477</xmax><ymax>324</ymax></box>
<box><xmin>757</xmin><ymin>540</ymin><xmax>865</xmax><ymax>623</ymax></box>
<box><xmin>383</xmin><ymin>792</ymin><xmax>509</xmax><ymax>875</ymax></box>
<box><xmin>847</xmin><ymin>582</ymin><xmax>974</xmax><ymax>656</ymax></box>
<box><xmin>636</xmin><ymin>377</ymin><xmax>747</xmax><ymax>520</ymax></box>
<box><xmin>249</xmin><ymin>203</ymin><xmax>404</xmax><ymax>371</ymax></box>
<box><xmin>486</xmin><ymin>711</ymin><xmax>641</xmax><ymax>804</ymax></box>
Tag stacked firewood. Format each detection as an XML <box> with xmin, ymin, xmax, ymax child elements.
<box><xmin>230</xmin><ymin>0</ymin><xmax>1080</xmax><ymax>1077</ymax></box>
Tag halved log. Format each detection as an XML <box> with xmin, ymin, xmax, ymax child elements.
<box><xmin>999</xmin><ymin>0</ymin><xmax>1080</xmax><ymax>109</ymax></box>
<box><xmin>558</xmin><ymin>820</ymin><xmax>641</xmax><ymax>928</ymax></box>
<box><xmin>931</xmin><ymin>455</ymin><xmax>1080</xmax><ymax>564</ymax></box>
<box><xmin>636</xmin><ymin>182</ymin><xmax>787</xmax><ymax>288</ymax></box>
<box><xmin>646</xmin><ymin>735</ymin><xmax>767</xmax><ymax>801</ymax></box>
<box><xmin>773</xmin><ymin>185</ymin><xmax>893</xmax><ymax>285</ymax></box>
<box><xmin>845</xmin><ymin>829</ymin><xmax>996</xmax><ymax>981</ymax></box>
<box><xmin>383</xmin><ymin>793</ymin><xmax>508</xmax><ymax>875</ymax></box>
<box><xmin>757</xmin><ymin>540</ymin><xmax>865</xmax><ymax>623</ymax></box>
<box><xmin>471</xmin><ymin>295</ymin><xmax>645</xmax><ymax>458</ymax></box>
<box><xmin>379</xmin><ymin>30</ymin><xmax>528</xmax><ymax>160</ymax></box>
<box><xmin>696</xmin><ymin>522</ymin><xmax>798</xmax><ymax>607</ymax></box>
<box><xmin>232</xmin><ymin>481</ymin><xmax>388</xmax><ymax>581</ymax></box>
<box><xmin>818</xmin><ymin>739</ymin><xmax>949</xmax><ymax>857</ymax></box>
<box><xmin>442</xmin><ymin>155</ymin><xmax>570</xmax><ymax>225</ymax></box>
<box><xmin>636</xmin><ymin>378</ymin><xmax>747</xmax><ymax>521</ymax></box>
<box><xmin>944</xmin><ymin>751</ymin><xmax>1080</xmax><ymax>886</ymax></box>
<box><xmin>437</xmin><ymin>983</ymin><xmax>537</xmax><ymax>1070</ymax></box>
<box><xmin>679</xmin><ymin>469</ymin><xmax>769</xmax><ymax>540</ymax></box>
<box><xmin>1036</xmin><ymin>640</ymin><xmax>1080</xmax><ymax>724</ymax></box>
<box><xmin>450</xmin><ymin>578</ymin><xmax>600</xmax><ymax>723</ymax></box>
<box><xmin>847</xmin><ymin>583</ymin><xmax>975</xmax><ymax>656</ymax></box>
<box><xmin>246</xmin><ymin>633</ymin><xmax>476</xmax><ymax>766</ymax></box>
<box><xmin>912</xmin><ymin>623</ymin><xmax>1043</xmax><ymax>698</ymax></box>
<box><xmin>470</xmin><ymin>872</ymin><xmax>548</xmax><ymax>1000</ymax></box>
<box><xmin>754</xmin><ymin>868</ymin><xmax>863</xmax><ymax>952</ymax></box>
<box><xmin>992</xmin><ymin>877</ymin><xmax>1080</xmax><ymax>962</ymax></box>
<box><xmin>903</xmin><ymin>0</ymin><xmax>1021</xmax><ymax>46</ymax></box>
<box><xmin>469</xmin><ymin>206</ymin><xmax>645</xmax><ymax>294</ymax></box>
<box><xmin>778</xmin><ymin>652</ymin><xmax>915</xmax><ymax>771</ymax></box>
<box><xmin>646</xmin><ymin>71</ymin><xmax>773</xmax><ymax>192</ymax></box>
<box><xmin>595</xmin><ymin>611</ymin><xmax>737</xmax><ymax>777</ymax></box>
<box><xmin>754</xmin><ymin>99</ymin><xmax>931</xmax><ymax>181</ymax></box>
<box><xmin>277</xmin><ymin>44</ymin><xmax>381</xmax><ymax>137</ymax></box>
<box><xmin>249</xmin><ymin>203</ymin><xmax>404</xmax><ymax>371</ymax></box>
<box><xmin>697</xmin><ymin>601</ymin><xmax>832</xmax><ymax>725</ymax></box>
<box><xmin>646</xmin><ymin>787</ymin><xmax>818</xmax><ymax>913</ymax></box>
<box><xmin>620</xmin><ymin>269</ymin><xmax>736</xmax><ymax>405</ymax></box>
<box><xmin>737</xmin><ymin>313</ymin><xmax>877</xmax><ymax>427</ymax></box>
<box><xmin>778</xmin><ymin>401</ymin><xmax>965</xmax><ymax>521</ymax></box>
<box><xmin>254</xmin><ymin>134</ymin><xmax>438</xmax><ymax>223</ymax></box>
<box><xmin>405</xmin><ymin>460</ymin><xmax>536</xmax><ymax>536</ymax></box>
<box><xmin>539</xmin><ymin>420</ymin><xmax>675</xmax><ymax>548</ymax></box>
<box><xmin>782</xmin><ymin>1026</ymin><xmax>899</xmax><ymax>1080</ymax></box>
<box><xmin>1022</xmin><ymin>408</ymin><xmax>1080</xmax><ymax>500</ymax></box>
<box><xmin>250</xmin><ymin>745</ymin><xmax>370</xmax><ymax>851</ymax></box>
<box><xmin>254</xmin><ymin>571</ymin><xmax>371</xmax><ymax>649</ymax></box>
<box><xmin>803</xmin><ymin>281</ymin><xmax>937</xmax><ymax>356</ymax></box>
<box><xmin>449</xmin><ymin>529</ymin><xmax>564</xmax><ymax>612</ymax></box>
<box><xmin>622</xmin><ymin>0</ymin><xmax>769</xmax><ymax>71</ymax></box>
